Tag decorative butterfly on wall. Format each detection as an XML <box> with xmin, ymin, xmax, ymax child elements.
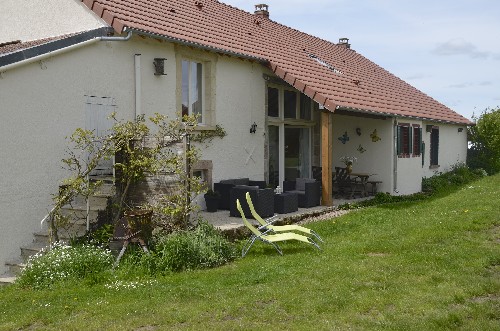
<box><xmin>338</xmin><ymin>131</ymin><xmax>350</xmax><ymax>144</ymax></box>
<box><xmin>370</xmin><ymin>129</ymin><xmax>381</xmax><ymax>142</ymax></box>
<box><xmin>357</xmin><ymin>144</ymin><xmax>366</xmax><ymax>153</ymax></box>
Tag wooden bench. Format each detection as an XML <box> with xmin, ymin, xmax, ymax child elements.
<box><xmin>367</xmin><ymin>181</ymin><xmax>382</xmax><ymax>195</ymax></box>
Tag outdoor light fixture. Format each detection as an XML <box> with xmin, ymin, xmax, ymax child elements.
<box><xmin>153</xmin><ymin>58</ymin><xmax>167</xmax><ymax>75</ymax></box>
<box><xmin>250</xmin><ymin>122</ymin><xmax>257</xmax><ymax>134</ymax></box>
<box><xmin>458</xmin><ymin>127</ymin><xmax>464</xmax><ymax>132</ymax></box>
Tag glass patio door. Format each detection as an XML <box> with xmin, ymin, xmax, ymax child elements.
<box><xmin>285</xmin><ymin>126</ymin><xmax>310</xmax><ymax>181</ymax></box>
<box><xmin>268</xmin><ymin>125</ymin><xmax>310</xmax><ymax>187</ymax></box>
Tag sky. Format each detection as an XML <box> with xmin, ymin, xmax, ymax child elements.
<box><xmin>221</xmin><ymin>0</ymin><xmax>500</xmax><ymax>121</ymax></box>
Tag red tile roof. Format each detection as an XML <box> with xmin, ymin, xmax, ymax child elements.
<box><xmin>80</xmin><ymin>0</ymin><xmax>471</xmax><ymax>124</ymax></box>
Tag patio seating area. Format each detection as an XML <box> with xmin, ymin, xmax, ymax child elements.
<box><xmin>201</xmin><ymin>195</ymin><xmax>371</xmax><ymax>232</ymax></box>
<box><xmin>204</xmin><ymin>175</ymin><xmax>375</xmax><ymax>233</ymax></box>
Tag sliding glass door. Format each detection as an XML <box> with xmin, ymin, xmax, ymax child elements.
<box><xmin>268</xmin><ymin>125</ymin><xmax>310</xmax><ymax>187</ymax></box>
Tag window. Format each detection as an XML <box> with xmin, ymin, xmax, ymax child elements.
<box><xmin>396</xmin><ymin>124</ymin><xmax>412</xmax><ymax>156</ymax></box>
<box><xmin>412</xmin><ymin>125</ymin><xmax>422</xmax><ymax>156</ymax></box>
<box><xmin>267</xmin><ymin>87</ymin><xmax>279</xmax><ymax>117</ymax></box>
<box><xmin>397</xmin><ymin>123</ymin><xmax>423</xmax><ymax>157</ymax></box>
<box><xmin>181</xmin><ymin>60</ymin><xmax>203</xmax><ymax>123</ymax></box>
<box><xmin>299</xmin><ymin>94</ymin><xmax>311</xmax><ymax>120</ymax></box>
<box><xmin>430</xmin><ymin>126</ymin><xmax>439</xmax><ymax>166</ymax></box>
<box><xmin>267</xmin><ymin>85</ymin><xmax>314</xmax><ymax>121</ymax></box>
<box><xmin>284</xmin><ymin>90</ymin><xmax>297</xmax><ymax>119</ymax></box>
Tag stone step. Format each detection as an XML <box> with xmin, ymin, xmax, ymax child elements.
<box><xmin>20</xmin><ymin>242</ymin><xmax>50</xmax><ymax>262</ymax></box>
<box><xmin>33</xmin><ymin>229</ymin><xmax>86</xmax><ymax>245</ymax></box>
<box><xmin>0</xmin><ymin>272</ymin><xmax>16</xmax><ymax>286</ymax></box>
<box><xmin>5</xmin><ymin>258</ymin><xmax>25</xmax><ymax>276</ymax></box>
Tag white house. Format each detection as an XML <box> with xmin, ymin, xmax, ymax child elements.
<box><xmin>0</xmin><ymin>0</ymin><xmax>472</xmax><ymax>273</ymax></box>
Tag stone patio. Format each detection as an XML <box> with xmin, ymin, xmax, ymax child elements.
<box><xmin>199</xmin><ymin>196</ymin><xmax>371</xmax><ymax>232</ymax></box>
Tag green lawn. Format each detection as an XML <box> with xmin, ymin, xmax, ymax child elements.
<box><xmin>1</xmin><ymin>175</ymin><xmax>499</xmax><ymax>330</ymax></box>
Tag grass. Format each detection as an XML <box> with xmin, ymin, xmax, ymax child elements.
<box><xmin>1</xmin><ymin>175</ymin><xmax>499</xmax><ymax>330</ymax></box>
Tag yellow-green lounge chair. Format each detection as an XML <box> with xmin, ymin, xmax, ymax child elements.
<box><xmin>245</xmin><ymin>192</ymin><xmax>323</xmax><ymax>243</ymax></box>
<box><xmin>237</xmin><ymin>199</ymin><xmax>320</xmax><ymax>256</ymax></box>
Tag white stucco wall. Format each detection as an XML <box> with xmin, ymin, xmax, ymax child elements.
<box><xmin>0</xmin><ymin>0</ymin><xmax>107</xmax><ymax>43</ymax></box>
<box><xmin>331</xmin><ymin>114</ymin><xmax>394</xmax><ymax>194</ymax></box>
<box><xmin>394</xmin><ymin>119</ymin><xmax>468</xmax><ymax>195</ymax></box>
<box><xmin>204</xmin><ymin>58</ymin><xmax>266</xmax><ymax>182</ymax></box>
<box><xmin>0</xmin><ymin>35</ymin><xmax>268</xmax><ymax>272</ymax></box>
<box><xmin>421</xmin><ymin>122</ymin><xmax>468</xmax><ymax>178</ymax></box>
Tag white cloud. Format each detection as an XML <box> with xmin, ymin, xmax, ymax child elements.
<box><xmin>432</xmin><ymin>39</ymin><xmax>490</xmax><ymax>59</ymax></box>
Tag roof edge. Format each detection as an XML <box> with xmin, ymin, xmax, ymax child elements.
<box><xmin>270</xmin><ymin>62</ymin><xmax>338</xmax><ymax>112</ymax></box>
<box><xmin>0</xmin><ymin>27</ymin><xmax>113</xmax><ymax>69</ymax></box>
<box><xmin>336</xmin><ymin>106</ymin><xmax>474</xmax><ymax>126</ymax></box>
<box><xmin>128</xmin><ymin>28</ymin><xmax>267</xmax><ymax>63</ymax></box>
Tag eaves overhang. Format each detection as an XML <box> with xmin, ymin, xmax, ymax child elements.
<box><xmin>128</xmin><ymin>28</ymin><xmax>268</xmax><ymax>64</ymax></box>
<box><xmin>336</xmin><ymin>106</ymin><xmax>474</xmax><ymax>126</ymax></box>
<box><xmin>0</xmin><ymin>27</ymin><xmax>113</xmax><ymax>69</ymax></box>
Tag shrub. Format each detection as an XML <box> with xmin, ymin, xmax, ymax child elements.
<box><xmin>467</xmin><ymin>107</ymin><xmax>500</xmax><ymax>175</ymax></box>
<box><xmin>16</xmin><ymin>242</ymin><xmax>114</xmax><ymax>289</ymax></box>
<box><xmin>151</xmin><ymin>221</ymin><xmax>237</xmax><ymax>273</ymax></box>
<box><xmin>422</xmin><ymin>163</ymin><xmax>485</xmax><ymax>194</ymax></box>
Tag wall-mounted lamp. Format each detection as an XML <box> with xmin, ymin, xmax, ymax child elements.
<box><xmin>458</xmin><ymin>127</ymin><xmax>464</xmax><ymax>132</ymax></box>
<box><xmin>153</xmin><ymin>58</ymin><xmax>167</xmax><ymax>75</ymax></box>
<box><xmin>426</xmin><ymin>125</ymin><xmax>433</xmax><ymax>133</ymax></box>
<box><xmin>356</xmin><ymin>127</ymin><xmax>361</xmax><ymax>136</ymax></box>
<box><xmin>250</xmin><ymin>122</ymin><xmax>257</xmax><ymax>134</ymax></box>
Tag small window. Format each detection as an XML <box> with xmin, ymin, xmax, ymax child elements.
<box><xmin>182</xmin><ymin>60</ymin><xmax>203</xmax><ymax>123</ymax></box>
<box><xmin>396</xmin><ymin>124</ymin><xmax>412</xmax><ymax>156</ymax></box>
<box><xmin>299</xmin><ymin>94</ymin><xmax>311</xmax><ymax>120</ymax></box>
<box><xmin>412</xmin><ymin>125</ymin><xmax>422</xmax><ymax>156</ymax></box>
<box><xmin>267</xmin><ymin>87</ymin><xmax>279</xmax><ymax>117</ymax></box>
<box><xmin>430</xmin><ymin>127</ymin><xmax>439</xmax><ymax>166</ymax></box>
<box><xmin>284</xmin><ymin>90</ymin><xmax>297</xmax><ymax>119</ymax></box>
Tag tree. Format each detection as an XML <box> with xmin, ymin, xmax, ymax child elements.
<box><xmin>467</xmin><ymin>107</ymin><xmax>500</xmax><ymax>175</ymax></box>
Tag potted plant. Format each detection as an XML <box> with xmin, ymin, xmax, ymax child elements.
<box><xmin>204</xmin><ymin>189</ymin><xmax>220</xmax><ymax>212</ymax></box>
<box><xmin>340</xmin><ymin>156</ymin><xmax>357</xmax><ymax>174</ymax></box>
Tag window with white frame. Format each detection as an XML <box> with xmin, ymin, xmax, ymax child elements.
<box><xmin>181</xmin><ymin>60</ymin><xmax>203</xmax><ymax>123</ymax></box>
<box><xmin>397</xmin><ymin>123</ymin><xmax>422</xmax><ymax>157</ymax></box>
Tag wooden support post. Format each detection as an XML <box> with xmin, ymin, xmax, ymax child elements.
<box><xmin>321</xmin><ymin>111</ymin><xmax>333</xmax><ymax>206</ymax></box>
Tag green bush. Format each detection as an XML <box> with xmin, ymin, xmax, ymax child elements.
<box><xmin>338</xmin><ymin>163</ymin><xmax>484</xmax><ymax>210</ymax></box>
<box><xmin>152</xmin><ymin>221</ymin><xmax>237</xmax><ymax>273</ymax></box>
<box><xmin>16</xmin><ymin>242</ymin><xmax>114</xmax><ymax>289</ymax></box>
<box><xmin>422</xmin><ymin>163</ymin><xmax>485</xmax><ymax>193</ymax></box>
<box><xmin>467</xmin><ymin>107</ymin><xmax>500</xmax><ymax>175</ymax></box>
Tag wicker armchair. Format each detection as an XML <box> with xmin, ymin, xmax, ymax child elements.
<box><xmin>283</xmin><ymin>178</ymin><xmax>321</xmax><ymax>208</ymax></box>
<box><xmin>214</xmin><ymin>178</ymin><xmax>266</xmax><ymax>210</ymax></box>
<box><xmin>229</xmin><ymin>185</ymin><xmax>274</xmax><ymax>218</ymax></box>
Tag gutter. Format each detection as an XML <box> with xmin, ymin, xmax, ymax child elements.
<box><xmin>336</xmin><ymin>106</ymin><xmax>472</xmax><ymax>126</ymax></box>
<box><xmin>0</xmin><ymin>27</ymin><xmax>131</xmax><ymax>72</ymax></box>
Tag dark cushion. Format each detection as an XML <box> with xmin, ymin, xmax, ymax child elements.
<box><xmin>296</xmin><ymin>178</ymin><xmax>315</xmax><ymax>191</ymax></box>
<box><xmin>219</xmin><ymin>178</ymin><xmax>249</xmax><ymax>185</ymax></box>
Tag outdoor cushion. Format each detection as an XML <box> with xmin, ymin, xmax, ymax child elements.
<box><xmin>296</xmin><ymin>178</ymin><xmax>316</xmax><ymax>191</ymax></box>
<box><xmin>219</xmin><ymin>178</ymin><xmax>249</xmax><ymax>185</ymax></box>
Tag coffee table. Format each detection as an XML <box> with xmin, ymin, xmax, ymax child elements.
<box><xmin>274</xmin><ymin>192</ymin><xmax>298</xmax><ymax>214</ymax></box>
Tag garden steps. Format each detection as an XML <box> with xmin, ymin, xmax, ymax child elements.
<box><xmin>0</xmin><ymin>272</ymin><xmax>16</xmax><ymax>286</ymax></box>
<box><xmin>2</xmin><ymin>178</ymin><xmax>115</xmax><ymax>283</ymax></box>
<box><xmin>5</xmin><ymin>258</ymin><xmax>25</xmax><ymax>276</ymax></box>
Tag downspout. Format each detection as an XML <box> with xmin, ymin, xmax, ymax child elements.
<box><xmin>393</xmin><ymin>118</ymin><xmax>398</xmax><ymax>193</ymax></box>
<box><xmin>134</xmin><ymin>54</ymin><xmax>141</xmax><ymax>117</ymax></box>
